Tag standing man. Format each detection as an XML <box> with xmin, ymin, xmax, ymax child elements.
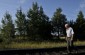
<box><xmin>65</xmin><ymin>24</ymin><xmax>74</xmax><ymax>53</ymax></box>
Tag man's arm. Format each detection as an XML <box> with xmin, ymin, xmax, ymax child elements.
<box><xmin>71</xmin><ymin>34</ymin><xmax>74</xmax><ymax>41</ymax></box>
<box><xmin>71</xmin><ymin>28</ymin><xmax>74</xmax><ymax>41</ymax></box>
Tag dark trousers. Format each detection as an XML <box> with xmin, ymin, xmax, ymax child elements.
<box><xmin>67</xmin><ymin>37</ymin><xmax>73</xmax><ymax>52</ymax></box>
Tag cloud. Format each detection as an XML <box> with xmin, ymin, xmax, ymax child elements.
<box><xmin>76</xmin><ymin>0</ymin><xmax>85</xmax><ymax>12</ymax></box>
<box><xmin>80</xmin><ymin>0</ymin><xmax>85</xmax><ymax>9</ymax></box>
<box><xmin>20</xmin><ymin>0</ymin><xmax>27</xmax><ymax>4</ymax></box>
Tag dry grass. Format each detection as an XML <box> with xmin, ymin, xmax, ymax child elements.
<box><xmin>0</xmin><ymin>40</ymin><xmax>85</xmax><ymax>49</ymax></box>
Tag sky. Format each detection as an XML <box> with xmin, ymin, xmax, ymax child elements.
<box><xmin>0</xmin><ymin>0</ymin><xmax>85</xmax><ymax>24</ymax></box>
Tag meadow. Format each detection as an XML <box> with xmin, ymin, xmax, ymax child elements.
<box><xmin>0</xmin><ymin>37</ymin><xmax>85</xmax><ymax>49</ymax></box>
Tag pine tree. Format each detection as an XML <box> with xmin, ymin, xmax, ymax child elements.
<box><xmin>1</xmin><ymin>12</ymin><xmax>15</xmax><ymax>43</ymax></box>
<box><xmin>75</xmin><ymin>11</ymin><xmax>85</xmax><ymax>40</ymax></box>
<box><xmin>27</xmin><ymin>2</ymin><xmax>52</xmax><ymax>40</ymax></box>
<box><xmin>15</xmin><ymin>8</ymin><xmax>27</xmax><ymax>36</ymax></box>
<box><xmin>52</xmin><ymin>8</ymin><xmax>67</xmax><ymax>39</ymax></box>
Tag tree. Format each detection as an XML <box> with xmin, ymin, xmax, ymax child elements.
<box><xmin>1</xmin><ymin>12</ymin><xmax>15</xmax><ymax>43</ymax></box>
<box><xmin>15</xmin><ymin>8</ymin><xmax>27</xmax><ymax>36</ymax></box>
<box><xmin>38</xmin><ymin>6</ymin><xmax>52</xmax><ymax>40</ymax></box>
<box><xmin>52</xmin><ymin>8</ymin><xmax>67</xmax><ymax>39</ymax></box>
<box><xmin>75</xmin><ymin>11</ymin><xmax>85</xmax><ymax>40</ymax></box>
<box><xmin>68</xmin><ymin>20</ymin><xmax>74</xmax><ymax>28</ymax></box>
<box><xmin>27</xmin><ymin>2</ymin><xmax>52</xmax><ymax>40</ymax></box>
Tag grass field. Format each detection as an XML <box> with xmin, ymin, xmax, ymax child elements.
<box><xmin>0</xmin><ymin>40</ymin><xmax>85</xmax><ymax>49</ymax></box>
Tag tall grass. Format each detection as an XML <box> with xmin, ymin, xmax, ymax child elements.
<box><xmin>0</xmin><ymin>40</ymin><xmax>85</xmax><ymax>49</ymax></box>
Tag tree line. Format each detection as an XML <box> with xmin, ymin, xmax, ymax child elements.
<box><xmin>0</xmin><ymin>2</ymin><xmax>85</xmax><ymax>43</ymax></box>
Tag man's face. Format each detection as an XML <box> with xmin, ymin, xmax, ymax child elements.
<box><xmin>65</xmin><ymin>25</ymin><xmax>67</xmax><ymax>29</ymax></box>
<box><xmin>65</xmin><ymin>24</ymin><xmax>69</xmax><ymax>29</ymax></box>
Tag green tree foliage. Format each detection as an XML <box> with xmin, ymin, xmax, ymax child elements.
<box><xmin>27</xmin><ymin>2</ymin><xmax>52</xmax><ymax>40</ymax></box>
<box><xmin>68</xmin><ymin>20</ymin><xmax>75</xmax><ymax>29</ymax></box>
<box><xmin>15</xmin><ymin>8</ymin><xmax>27</xmax><ymax>36</ymax></box>
<box><xmin>1</xmin><ymin>2</ymin><xmax>85</xmax><ymax>42</ymax></box>
<box><xmin>52</xmin><ymin>8</ymin><xmax>67</xmax><ymax>38</ymax></box>
<box><xmin>75</xmin><ymin>11</ymin><xmax>85</xmax><ymax>40</ymax></box>
<box><xmin>1</xmin><ymin>12</ymin><xmax>15</xmax><ymax>43</ymax></box>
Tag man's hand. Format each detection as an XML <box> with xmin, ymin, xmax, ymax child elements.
<box><xmin>71</xmin><ymin>34</ymin><xmax>74</xmax><ymax>41</ymax></box>
<box><xmin>71</xmin><ymin>38</ymin><xmax>73</xmax><ymax>41</ymax></box>
<box><xmin>65</xmin><ymin>37</ymin><xmax>67</xmax><ymax>41</ymax></box>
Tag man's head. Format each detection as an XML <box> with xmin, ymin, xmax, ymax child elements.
<box><xmin>65</xmin><ymin>24</ymin><xmax>70</xmax><ymax>29</ymax></box>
